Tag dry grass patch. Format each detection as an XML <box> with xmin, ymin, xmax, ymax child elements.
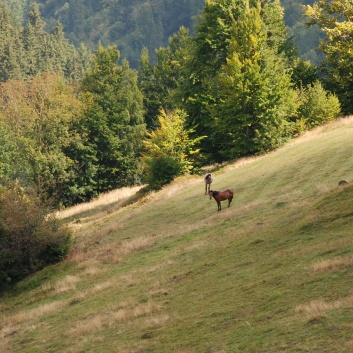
<box><xmin>295</xmin><ymin>294</ymin><xmax>353</xmax><ymax>322</ymax></box>
<box><xmin>6</xmin><ymin>300</ymin><xmax>66</xmax><ymax>324</ymax></box>
<box><xmin>108</xmin><ymin>301</ymin><xmax>163</xmax><ymax>326</ymax></box>
<box><xmin>58</xmin><ymin>185</ymin><xmax>145</xmax><ymax>219</ymax></box>
<box><xmin>69</xmin><ymin>300</ymin><xmax>164</xmax><ymax>336</ymax></box>
<box><xmin>70</xmin><ymin>315</ymin><xmax>104</xmax><ymax>336</ymax></box>
<box><xmin>41</xmin><ymin>275</ymin><xmax>80</xmax><ymax>294</ymax></box>
<box><xmin>0</xmin><ymin>300</ymin><xmax>67</xmax><ymax>346</ymax></box>
<box><xmin>70</xmin><ymin>235</ymin><xmax>156</xmax><ymax>266</ymax></box>
<box><xmin>0</xmin><ymin>337</ymin><xmax>12</xmax><ymax>353</ymax></box>
<box><xmin>70</xmin><ymin>280</ymin><xmax>115</xmax><ymax>303</ymax></box>
<box><xmin>311</xmin><ymin>256</ymin><xmax>353</xmax><ymax>272</ymax></box>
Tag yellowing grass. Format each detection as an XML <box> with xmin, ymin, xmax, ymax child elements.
<box><xmin>2</xmin><ymin>116</ymin><xmax>353</xmax><ymax>353</ymax></box>
<box><xmin>58</xmin><ymin>185</ymin><xmax>145</xmax><ymax>219</ymax></box>
<box><xmin>311</xmin><ymin>256</ymin><xmax>353</xmax><ymax>272</ymax></box>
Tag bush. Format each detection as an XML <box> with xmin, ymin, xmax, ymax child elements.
<box><xmin>146</xmin><ymin>156</ymin><xmax>181</xmax><ymax>190</ymax></box>
<box><xmin>298</xmin><ymin>81</ymin><xmax>341</xmax><ymax>129</ymax></box>
<box><xmin>0</xmin><ymin>182</ymin><xmax>71</xmax><ymax>289</ymax></box>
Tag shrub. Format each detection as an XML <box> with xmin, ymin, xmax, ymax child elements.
<box><xmin>141</xmin><ymin>109</ymin><xmax>203</xmax><ymax>190</ymax></box>
<box><xmin>0</xmin><ymin>182</ymin><xmax>71</xmax><ymax>289</ymax></box>
<box><xmin>298</xmin><ymin>81</ymin><xmax>341</xmax><ymax>129</ymax></box>
<box><xmin>145</xmin><ymin>155</ymin><xmax>182</xmax><ymax>190</ymax></box>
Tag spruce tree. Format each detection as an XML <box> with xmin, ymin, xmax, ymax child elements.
<box><xmin>0</xmin><ymin>4</ymin><xmax>23</xmax><ymax>81</ymax></box>
<box><xmin>81</xmin><ymin>45</ymin><xmax>146</xmax><ymax>192</ymax></box>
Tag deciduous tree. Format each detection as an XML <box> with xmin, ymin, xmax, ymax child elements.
<box><xmin>212</xmin><ymin>3</ymin><xmax>296</xmax><ymax>158</ymax></box>
<box><xmin>0</xmin><ymin>73</ymin><xmax>93</xmax><ymax>206</ymax></box>
<box><xmin>141</xmin><ymin>108</ymin><xmax>203</xmax><ymax>189</ymax></box>
<box><xmin>304</xmin><ymin>0</ymin><xmax>353</xmax><ymax>113</ymax></box>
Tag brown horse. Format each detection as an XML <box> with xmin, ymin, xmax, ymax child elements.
<box><xmin>209</xmin><ymin>189</ymin><xmax>233</xmax><ymax>211</ymax></box>
<box><xmin>204</xmin><ymin>173</ymin><xmax>213</xmax><ymax>195</ymax></box>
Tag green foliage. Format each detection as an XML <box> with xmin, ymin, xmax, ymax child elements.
<box><xmin>0</xmin><ymin>182</ymin><xmax>71</xmax><ymax>289</ymax></box>
<box><xmin>178</xmin><ymin>0</ymin><xmax>297</xmax><ymax>162</ymax></box>
<box><xmin>0</xmin><ymin>120</ymin><xmax>16</xmax><ymax>180</ymax></box>
<box><xmin>145</xmin><ymin>155</ymin><xmax>182</xmax><ymax>190</ymax></box>
<box><xmin>208</xmin><ymin>1</ymin><xmax>296</xmax><ymax>159</ymax></box>
<box><xmin>291</xmin><ymin>57</ymin><xmax>318</xmax><ymax>88</ymax></box>
<box><xmin>142</xmin><ymin>109</ymin><xmax>203</xmax><ymax>189</ymax></box>
<box><xmin>0</xmin><ymin>3</ymin><xmax>91</xmax><ymax>82</ymax></box>
<box><xmin>304</xmin><ymin>0</ymin><xmax>353</xmax><ymax>114</ymax></box>
<box><xmin>81</xmin><ymin>45</ymin><xmax>146</xmax><ymax>193</ymax></box>
<box><xmin>297</xmin><ymin>81</ymin><xmax>341</xmax><ymax>129</ymax></box>
<box><xmin>139</xmin><ymin>27</ymin><xmax>192</xmax><ymax>130</ymax></box>
<box><xmin>32</xmin><ymin>0</ymin><xmax>204</xmax><ymax>69</ymax></box>
<box><xmin>0</xmin><ymin>73</ymin><xmax>96</xmax><ymax>207</ymax></box>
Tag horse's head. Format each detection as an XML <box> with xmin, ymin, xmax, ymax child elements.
<box><xmin>208</xmin><ymin>190</ymin><xmax>214</xmax><ymax>199</ymax></box>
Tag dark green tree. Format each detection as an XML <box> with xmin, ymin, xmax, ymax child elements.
<box><xmin>0</xmin><ymin>3</ymin><xmax>91</xmax><ymax>83</ymax></box>
<box><xmin>23</xmin><ymin>2</ymin><xmax>49</xmax><ymax>76</ymax></box>
<box><xmin>139</xmin><ymin>26</ymin><xmax>192</xmax><ymax>130</ymax></box>
<box><xmin>0</xmin><ymin>3</ymin><xmax>24</xmax><ymax>81</ymax></box>
<box><xmin>81</xmin><ymin>45</ymin><xmax>146</xmax><ymax>193</ymax></box>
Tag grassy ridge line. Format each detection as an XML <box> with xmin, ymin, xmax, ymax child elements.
<box><xmin>1</xmin><ymin>117</ymin><xmax>353</xmax><ymax>353</ymax></box>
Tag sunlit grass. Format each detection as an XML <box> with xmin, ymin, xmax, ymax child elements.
<box><xmin>1</xmin><ymin>117</ymin><xmax>353</xmax><ymax>352</ymax></box>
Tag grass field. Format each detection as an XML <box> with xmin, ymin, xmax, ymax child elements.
<box><xmin>1</xmin><ymin>117</ymin><xmax>353</xmax><ymax>352</ymax></box>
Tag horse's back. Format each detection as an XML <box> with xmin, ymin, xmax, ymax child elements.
<box><xmin>225</xmin><ymin>188</ymin><xmax>234</xmax><ymax>196</ymax></box>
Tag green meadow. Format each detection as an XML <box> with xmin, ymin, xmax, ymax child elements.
<box><xmin>1</xmin><ymin>117</ymin><xmax>353</xmax><ymax>353</ymax></box>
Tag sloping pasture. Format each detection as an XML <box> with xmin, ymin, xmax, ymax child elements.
<box><xmin>1</xmin><ymin>117</ymin><xmax>353</xmax><ymax>353</ymax></box>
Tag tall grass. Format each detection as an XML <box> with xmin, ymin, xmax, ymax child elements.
<box><xmin>1</xmin><ymin>117</ymin><xmax>353</xmax><ymax>352</ymax></box>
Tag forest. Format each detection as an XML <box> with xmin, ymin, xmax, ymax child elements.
<box><xmin>1</xmin><ymin>0</ymin><xmax>353</xmax><ymax>285</ymax></box>
<box><xmin>6</xmin><ymin>0</ymin><xmax>321</xmax><ymax>67</ymax></box>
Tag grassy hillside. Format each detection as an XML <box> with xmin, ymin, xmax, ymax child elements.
<box><xmin>1</xmin><ymin>117</ymin><xmax>353</xmax><ymax>353</ymax></box>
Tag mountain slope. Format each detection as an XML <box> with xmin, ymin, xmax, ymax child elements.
<box><xmin>1</xmin><ymin>117</ymin><xmax>353</xmax><ymax>352</ymax></box>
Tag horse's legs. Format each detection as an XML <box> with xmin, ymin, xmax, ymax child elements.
<box><xmin>218</xmin><ymin>201</ymin><xmax>221</xmax><ymax>211</ymax></box>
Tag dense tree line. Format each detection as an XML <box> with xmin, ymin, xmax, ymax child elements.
<box><xmin>0</xmin><ymin>0</ymin><xmax>345</xmax><ymax>206</ymax></box>
<box><xmin>7</xmin><ymin>0</ymin><xmax>204</xmax><ymax>69</ymax></box>
<box><xmin>0</xmin><ymin>0</ymin><xmax>351</xmax><ymax>287</ymax></box>
<box><xmin>0</xmin><ymin>3</ymin><xmax>91</xmax><ymax>82</ymax></box>
<box><xmin>6</xmin><ymin>0</ymin><xmax>322</xmax><ymax>68</ymax></box>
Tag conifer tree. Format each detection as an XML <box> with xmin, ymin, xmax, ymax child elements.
<box><xmin>23</xmin><ymin>3</ymin><xmax>48</xmax><ymax>76</ymax></box>
<box><xmin>0</xmin><ymin>3</ymin><xmax>90</xmax><ymax>83</ymax></box>
<box><xmin>139</xmin><ymin>27</ymin><xmax>192</xmax><ymax>130</ymax></box>
<box><xmin>0</xmin><ymin>4</ymin><xmax>23</xmax><ymax>81</ymax></box>
<box><xmin>81</xmin><ymin>45</ymin><xmax>146</xmax><ymax>192</ymax></box>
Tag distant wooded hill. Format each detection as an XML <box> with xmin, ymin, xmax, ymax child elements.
<box><xmin>8</xmin><ymin>0</ymin><xmax>321</xmax><ymax>68</ymax></box>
